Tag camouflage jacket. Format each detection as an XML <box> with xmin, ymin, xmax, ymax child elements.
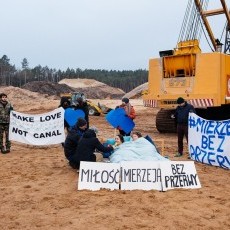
<box><xmin>0</xmin><ymin>102</ymin><xmax>13</xmax><ymax>124</ymax></box>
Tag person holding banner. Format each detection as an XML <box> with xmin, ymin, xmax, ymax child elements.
<box><xmin>71</xmin><ymin>128</ymin><xmax>114</xmax><ymax>169</ymax></box>
<box><xmin>58</xmin><ymin>97</ymin><xmax>71</xmax><ymax>131</ymax></box>
<box><xmin>74</xmin><ymin>97</ymin><xmax>89</xmax><ymax>129</ymax></box>
<box><xmin>172</xmin><ymin>97</ymin><xmax>195</xmax><ymax>158</ymax></box>
<box><xmin>64</xmin><ymin>118</ymin><xmax>88</xmax><ymax>168</ymax></box>
<box><xmin>0</xmin><ymin>93</ymin><xmax>13</xmax><ymax>154</ymax></box>
<box><xmin>116</xmin><ymin>97</ymin><xmax>136</xmax><ymax>136</ymax></box>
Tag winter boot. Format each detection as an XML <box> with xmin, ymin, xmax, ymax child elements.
<box><xmin>4</xmin><ymin>148</ymin><xmax>10</xmax><ymax>153</ymax></box>
<box><xmin>1</xmin><ymin>147</ymin><xmax>7</xmax><ymax>154</ymax></box>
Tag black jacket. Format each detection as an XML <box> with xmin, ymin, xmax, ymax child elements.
<box><xmin>72</xmin><ymin>129</ymin><xmax>113</xmax><ymax>168</ymax></box>
<box><xmin>64</xmin><ymin>126</ymin><xmax>86</xmax><ymax>161</ymax></box>
<box><xmin>175</xmin><ymin>102</ymin><xmax>196</xmax><ymax>125</ymax></box>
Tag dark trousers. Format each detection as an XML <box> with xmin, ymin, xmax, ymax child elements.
<box><xmin>177</xmin><ymin>124</ymin><xmax>188</xmax><ymax>155</ymax></box>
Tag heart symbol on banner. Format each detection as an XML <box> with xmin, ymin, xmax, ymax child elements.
<box><xmin>64</xmin><ymin>108</ymin><xmax>85</xmax><ymax>127</ymax></box>
<box><xmin>105</xmin><ymin>108</ymin><xmax>135</xmax><ymax>134</ymax></box>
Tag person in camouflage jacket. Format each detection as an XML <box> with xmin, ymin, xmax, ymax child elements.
<box><xmin>0</xmin><ymin>93</ymin><xmax>13</xmax><ymax>154</ymax></box>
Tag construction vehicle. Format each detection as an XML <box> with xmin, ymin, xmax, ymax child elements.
<box><xmin>143</xmin><ymin>0</ymin><xmax>230</xmax><ymax>133</ymax></box>
<box><xmin>60</xmin><ymin>92</ymin><xmax>111</xmax><ymax>116</ymax></box>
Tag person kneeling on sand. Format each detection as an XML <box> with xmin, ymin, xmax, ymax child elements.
<box><xmin>70</xmin><ymin>127</ymin><xmax>114</xmax><ymax>169</ymax></box>
<box><xmin>64</xmin><ymin>118</ymin><xmax>88</xmax><ymax>168</ymax></box>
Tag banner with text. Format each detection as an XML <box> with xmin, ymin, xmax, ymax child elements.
<box><xmin>161</xmin><ymin>161</ymin><xmax>201</xmax><ymax>191</ymax></box>
<box><xmin>78</xmin><ymin>161</ymin><xmax>201</xmax><ymax>191</ymax></box>
<box><xmin>78</xmin><ymin>161</ymin><xmax>120</xmax><ymax>191</ymax></box>
<box><xmin>189</xmin><ymin>113</ymin><xmax>230</xmax><ymax>169</ymax></box>
<box><xmin>9</xmin><ymin>107</ymin><xmax>65</xmax><ymax>145</ymax></box>
<box><xmin>120</xmin><ymin>161</ymin><xmax>162</xmax><ymax>191</ymax></box>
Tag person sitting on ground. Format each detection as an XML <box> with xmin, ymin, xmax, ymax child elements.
<box><xmin>102</xmin><ymin>134</ymin><xmax>124</xmax><ymax>158</ymax></box>
<box><xmin>71</xmin><ymin>127</ymin><xmax>114</xmax><ymax>169</ymax></box>
<box><xmin>109</xmin><ymin>134</ymin><xmax>169</xmax><ymax>163</ymax></box>
<box><xmin>113</xmin><ymin>134</ymin><xmax>124</xmax><ymax>148</ymax></box>
<box><xmin>131</xmin><ymin>131</ymin><xmax>142</xmax><ymax>141</ymax></box>
<box><xmin>131</xmin><ymin>131</ymin><xmax>161</xmax><ymax>153</ymax></box>
<box><xmin>64</xmin><ymin>118</ymin><xmax>88</xmax><ymax>168</ymax></box>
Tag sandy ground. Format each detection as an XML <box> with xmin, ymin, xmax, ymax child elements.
<box><xmin>0</xmin><ymin>98</ymin><xmax>230</xmax><ymax>230</ymax></box>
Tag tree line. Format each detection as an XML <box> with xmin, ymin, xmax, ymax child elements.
<box><xmin>0</xmin><ymin>55</ymin><xmax>148</xmax><ymax>93</ymax></box>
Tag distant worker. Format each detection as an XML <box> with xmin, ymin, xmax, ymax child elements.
<box><xmin>0</xmin><ymin>93</ymin><xmax>13</xmax><ymax>154</ymax></box>
<box><xmin>64</xmin><ymin>118</ymin><xmax>88</xmax><ymax>168</ymax></box>
<box><xmin>116</xmin><ymin>97</ymin><xmax>136</xmax><ymax>136</ymax></box>
<box><xmin>172</xmin><ymin>97</ymin><xmax>195</xmax><ymax>157</ymax></box>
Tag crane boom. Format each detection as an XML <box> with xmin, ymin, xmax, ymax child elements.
<box><xmin>194</xmin><ymin>0</ymin><xmax>230</xmax><ymax>52</ymax></box>
<box><xmin>143</xmin><ymin>0</ymin><xmax>230</xmax><ymax>133</ymax></box>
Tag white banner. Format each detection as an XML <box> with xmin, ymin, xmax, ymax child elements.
<box><xmin>161</xmin><ymin>161</ymin><xmax>201</xmax><ymax>191</ymax></box>
<box><xmin>78</xmin><ymin>161</ymin><xmax>120</xmax><ymax>191</ymax></box>
<box><xmin>9</xmin><ymin>107</ymin><xmax>65</xmax><ymax>145</ymax></box>
<box><xmin>189</xmin><ymin>113</ymin><xmax>230</xmax><ymax>169</ymax></box>
<box><xmin>120</xmin><ymin>161</ymin><xmax>162</xmax><ymax>191</ymax></box>
<box><xmin>78</xmin><ymin>161</ymin><xmax>201</xmax><ymax>191</ymax></box>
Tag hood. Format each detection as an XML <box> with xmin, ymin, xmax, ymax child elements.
<box><xmin>69</xmin><ymin>126</ymin><xmax>85</xmax><ymax>134</ymax></box>
<box><xmin>60</xmin><ymin>97</ymin><xmax>70</xmax><ymax>106</ymax></box>
<box><xmin>83</xmin><ymin>129</ymin><xmax>96</xmax><ymax>138</ymax></box>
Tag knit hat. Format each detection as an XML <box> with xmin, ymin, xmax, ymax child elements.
<box><xmin>177</xmin><ymin>97</ymin><xmax>185</xmax><ymax>104</ymax></box>
<box><xmin>122</xmin><ymin>97</ymin><xmax>129</xmax><ymax>104</ymax></box>
<box><xmin>76</xmin><ymin>118</ymin><xmax>87</xmax><ymax>127</ymax></box>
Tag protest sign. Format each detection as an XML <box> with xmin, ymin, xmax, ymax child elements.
<box><xmin>106</xmin><ymin>108</ymin><xmax>135</xmax><ymax>134</ymax></box>
<box><xmin>9</xmin><ymin>107</ymin><xmax>65</xmax><ymax>145</ymax></box>
<box><xmin>189</xmin><ymin>113</ymin><xmax>230</xmax><ymax>169</ymax></box>
<box><xmin>78</xmin><ymin>161</ymin><xmax>201</xmax><ymax>191</ymax></box>
<box><xmin>78</xmin><ymin>161</ymin><xmax>120</xmax><ymax>191</ymax></box>
<box><xmin>64</xmin><ymin>108</ymin><xmax>85</xmax><ymax>127</ymax></box>
<box><xmin>120</xmin><ymin>161</ymin><xmax>162</xmax><ymax>191</ymax></box>
<box><xmin>161</xmin><ymin>161</ymin><xmax>201</xmax><ymax>191</ymax></box>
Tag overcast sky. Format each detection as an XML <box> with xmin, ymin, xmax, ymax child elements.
<box><xmin>0</xmin><ymin>0</ymin><xmax>229</xmax><ymax>71</ymax></box>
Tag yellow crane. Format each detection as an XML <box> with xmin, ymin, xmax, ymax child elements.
<box><xmin>143</xmin><ymin>0</ymin><xmax>230</xmax><ymax>132</ymax></box>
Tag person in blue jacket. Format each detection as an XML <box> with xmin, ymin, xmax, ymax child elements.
<box><xmin>173</xmin><ymin>97</ymin><xmax>195</xmax><ymax>157</ymax></box>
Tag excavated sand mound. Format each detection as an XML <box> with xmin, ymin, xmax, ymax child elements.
<box><xmin>59</xmin><ymin>78</ymin><xmax>105</xmax><ymax>88</ymax></box>
<box><xmin>22</xmin><ymin>81</ymin><xmax>75</xmax><ymax>96</ymax></box>
<box><xmin>0</xmin><ymin>86</ymin><xmax>60</xmax><ymax>112</ymax></box>
<box><xmin>123</xmin><ymin>82</ymin><xmax>148</xmax><ymax>99</ymax></box>
<box><xmin>59</xmin><ymin>78</ymin><xmax>125</xmax><ymax>99</ymax></box>
<box><xmin>22</xmin><ymin>79</ymin><xmax>125</xmax><ymax>99</ymax></box>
